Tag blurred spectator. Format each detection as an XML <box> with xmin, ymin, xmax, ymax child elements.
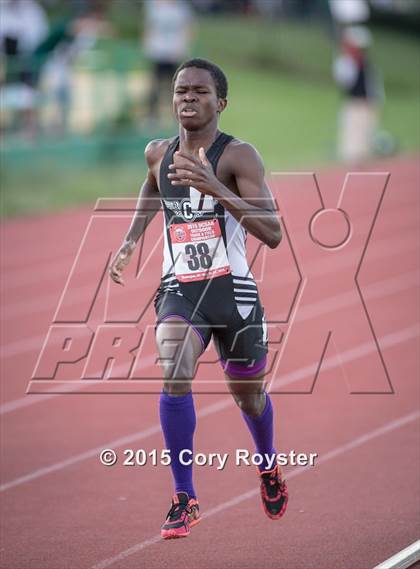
<box><xmin>38</xmin><ymin>7</ymin><xmax>112</xmax><ymax>134</ymax></box>
<box><xmin>0</xmin><ymin>1</ymin><xmax>112</xmax><ymax>136</ymax></box>
<box><xmin>251</xmin><ymin>0</ymin><xmax>282</xmax><ymax>19</ymax></box>
<box><xmin>0</xmin><ymin>0</ymin><xmax>49</xmax><ymax>75</ymax></box>
<box><xmin>143</xmin><ymin>0</ymin><xmax>194</xmax><ymax>124</ymax></box>
<box><xmin>329</xmin><ymin>0</ymin><xmax>370</xmax><ymax>26</ymax></box>
<box><xmin>333</xmin><ymin>26</ymin><xmax>384</xmax><ymax>163</ymax></box>
<box><xmin>190</xmin><ymin>0</ymin><xmax>224</xmax><ymax>13</ymax></box>
<box><xmin>0</xmin><ymin>0</ymin><xmax>49</xmax><ymax>134</ymax></box>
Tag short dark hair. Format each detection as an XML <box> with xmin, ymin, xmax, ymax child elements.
<box><xmin>172</xmin><ymin>58</ymin><xmax>228</xmax><ymax>99</ymax></box>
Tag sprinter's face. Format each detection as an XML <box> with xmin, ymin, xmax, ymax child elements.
<box><xmin>173</xmin><ymin>67</ymin><xmax>226</xmax><ymax>130</ymax></box>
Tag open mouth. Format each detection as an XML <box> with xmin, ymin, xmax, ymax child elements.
<box><xmin>180</xmin><ymin>109</ymin><xmax>198</xmax><ymax>117</ymax></box>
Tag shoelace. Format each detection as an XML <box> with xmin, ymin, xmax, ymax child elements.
<box><xmin>166</xmin><ymin>502</ymin><xmax>190</xmax><ymax>521</ymax></box>
<box><xmin>262</xmin><ymin>472</ymin><xmax>283</xmax><ymax>498</ymax></box>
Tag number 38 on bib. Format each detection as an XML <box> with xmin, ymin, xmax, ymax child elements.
<box><xmin>169</xmin><ymin>218</ymin><xmax>231</xmax><ymax>283</ymax></box>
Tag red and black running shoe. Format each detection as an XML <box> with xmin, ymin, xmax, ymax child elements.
<box><xmin>259</xmin><ymin>464</ymin><xmax>288</xmax><ymax>520</ymax></box>
<box><xmin>161</xmin><ymin>492</ymin><xmax>200</xmax><ymax>539</ymax></box>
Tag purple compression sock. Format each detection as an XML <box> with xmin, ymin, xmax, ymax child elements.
<box><xmin>241</xmin><ymin>393</ymin><xmax>277</xmax><ymax>472</ymax></box>
<box><xmin>159</xmin><ymin>390</ymin><xmax>196</xmax><ymax>499</ymax></box>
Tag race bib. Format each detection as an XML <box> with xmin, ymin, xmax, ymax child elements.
<box><xmin>169</xmin><ymin>218</ymin><xmax>231</xmax><ymax>282</ymax></box>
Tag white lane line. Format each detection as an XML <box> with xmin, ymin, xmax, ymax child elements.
<box><xmin>0</xmin><ymin>324</ymin><xmax>417</xmax><ymax>491</ymax></box>
<box><xmin>1</xmin><ymin>249</ymin><xmax>107</xmax><ymax>293</ymax></box>
<box><xmin>89</xmin><ymin>410</ymin><xmax>420</xmax><ymax>569</ymax></box>
<box><xmin>294</xmin><ymin>271</ymin><xmax>418</xmax><ymax>323</ymax></box>
<box><xmin>267</xmin><ymin>324</ymin><xmax>418</xmax><ymax>387</ymax></box>
<box><xmin>2</xmin><ymin>183</ymin><xmax>416</xmax><ymax>285</ymax></box>
<box><xmin>2</xmin><ymin>225</ymin><xmax>417</xmax><ymax>322</ymax></box>
<box><xmin>1</xmin><ymin>224</ymin><xmax>418</xmax><ymax>354</ymax></box>
<box><xmin>0</xmin><ymin>354</ymin><xmax>157</xmax><ymax>415</ymax></box>
<box><xmin>1</xmin><ymin>316</ymin><xmax>418</xmax><ymax>422</ymax></box>
<box><xmin>0</xmin><ymin>399</ymin><xmax>232</xmax><ymax>493</ymax></box>
<box><xmin>1</xmin><ymin>267</ymin><xmax>417</xmax><ymax>415</ymax></box>
<box><xmin>21</xmin><ymin>323</ymin><xmax>420</xmax><ymax>391</ymax></box>
<box><xmin>372</xmin><ymin>540</ymin><xmax>420</xmax><ymax>569</ymax></box>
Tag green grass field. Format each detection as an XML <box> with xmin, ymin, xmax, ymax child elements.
<box><xmin>1</xmin><ymin>16</ymin><xmax>418</xmax><ymax>217</ymax></box>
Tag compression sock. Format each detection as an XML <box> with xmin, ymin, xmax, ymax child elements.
<box><xmin>159</xmin><ymin>390</ymin><xmax>197</xmax><ymax>499</ymax></box>
<box><xmin>241</xmin><ymin>392</ymin><xmax>277</xmax><ymax>472</ymax></box>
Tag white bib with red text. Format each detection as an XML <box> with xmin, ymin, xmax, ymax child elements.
<box><xmin>169</xmin><ymin>218</ymin><xmax>231</xmax><ymax>282</ymax></box>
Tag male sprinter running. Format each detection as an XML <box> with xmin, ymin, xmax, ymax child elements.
<box><xmin>109</xmin><ymin>59</ymin><xmax>288</xmax><ymax>539</ymax></box>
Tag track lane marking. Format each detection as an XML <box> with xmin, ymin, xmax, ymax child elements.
<box><xmin>88</xmin><ymin>411</ymin><xmax>420</xmax><ymax>569</ymax></box>
<box><xmin>1</xmin><ymin>170</ymin><xmax>417</xmax><ymax>282</ymax></box>
<box><xmin>0</xmin><ymin>323</ymin><xmax>417</xmax><ymax>491</ymax></box>
<box><xmin>1</xmin><ymin>221</ymin><xmax>418</xmax><ymax>349</ymax></box>
<box><xmin>1</xmin><ymin>269</ymin><xmax>417</xmax><ymax>413</ymax></box>
<box><xmin>372</xmin><ymin>540</ymin><xmax>420</xmax><ymax>569</ymax></box>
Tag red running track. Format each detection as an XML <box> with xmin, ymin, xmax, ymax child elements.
<box><xmin>0</xmin><ymin>156</ymin><xmax>419</xmax><ymax>569</ymax></box>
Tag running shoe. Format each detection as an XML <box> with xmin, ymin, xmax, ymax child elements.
<box><xmin>161</xmin><ymin>492</ymin><xmax>200</xmax><ymax>539</ymax></box>
<box><xmin>259</xmin><ymin>464</ymin><xmax>288</xmax><ymax>520</ymax></box>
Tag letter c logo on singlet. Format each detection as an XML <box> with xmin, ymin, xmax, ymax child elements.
<box><xmin>182</xmin><ymin>200</ymin><xmax>193</xmax><ymax>220</ymax></box>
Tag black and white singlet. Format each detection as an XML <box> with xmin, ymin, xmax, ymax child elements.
<box><xmin>154</xmin><ymin>132</ymin><xmax>268</xmax><ymax>368</ymax></box>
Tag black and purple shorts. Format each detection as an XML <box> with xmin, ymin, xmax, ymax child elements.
<box><xmin>154</xmin><ymin>287</ymin><xmax>268</xmax><ymax>378</ymax></box>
